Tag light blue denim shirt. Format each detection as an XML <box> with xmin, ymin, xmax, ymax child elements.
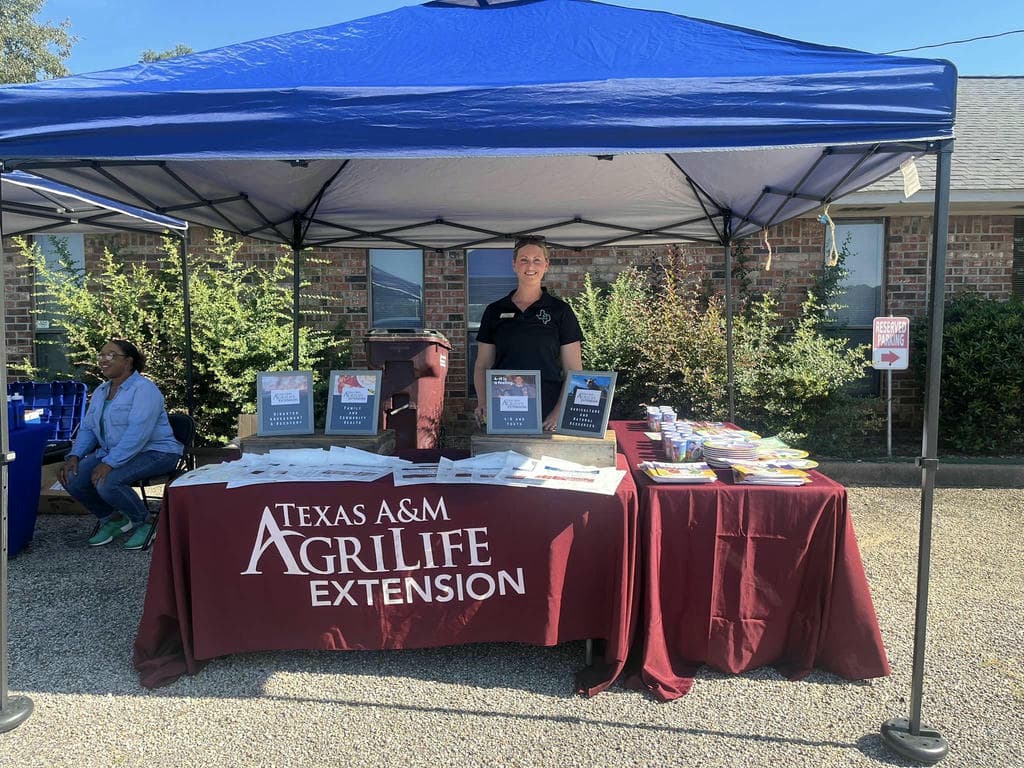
<box><xmin>69</xmin><ymin>371</ymin><xmax>183</xmax><ymax>468</ymax></box>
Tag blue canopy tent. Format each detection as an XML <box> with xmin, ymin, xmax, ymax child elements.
<box><xmin>2</xmin><ymin>170</ymin><xmax>188</xmax><ymax>237</ymax></box>
<box><xmin>0</xmin><ymin>0</ymin><xmax>956</xmax><ymax>759</ymax></box>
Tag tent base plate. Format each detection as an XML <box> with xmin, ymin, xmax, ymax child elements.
<box><xmin>880</xmin><ymin>717</ymin><xmax>949</xmax><ymax>764</ymax></box>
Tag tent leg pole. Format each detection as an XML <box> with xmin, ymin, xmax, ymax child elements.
<box><xmin>292</xmin><ymin>215</ymin><xmax>302</xmax><ymax>371</ymax></box>
<box><xmin>723</xmin><ymin>228</ymin><xmax>734</xmax><ymax>423</ymax></box>
<box><xmin>180</xmin><ymin>233</ymin><xmax>196</xmax><ymax>419</ymax></box>
<box><xmin>880</xmin><ymin>138</ymin><xmax>953</xmax><ymax>765</ymax></box>
<box><xmin>0</xmin><ymin>172</ymin><xmax>34</xmax><ymax>732</ymax></box>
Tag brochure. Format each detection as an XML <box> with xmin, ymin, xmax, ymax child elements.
<box><xmin>256</xmin><ymin>370</ymin><xmax>314</xmax><ymax>436</ymax></box>
<box><xmin>325</xmin><ymin>370</ymin><xmax>382</xmax><ymax>435</ymax></box>
<box><xmin>639</xmin><ymin>461</ymin><xmax>718</xmax><ymax>484</ymax></box>
<box><xmin>485</xmin><ymin>369</ymin><xmax>542</xmax><ymax>434</ymax></box>
<box><xmin>555</xmin><ymin>371</ymin><xmax>617</xmax><ymax>438</ymax></box>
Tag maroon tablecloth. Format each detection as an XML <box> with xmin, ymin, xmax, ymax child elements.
<box><xmin>611</xmin><ymin>421</ymin><xmax>889</xmax><ymax>701</ymax></box>
<box><xmin>134</xmin><ymin>455</ymin><xmax>639</xmax><ymax>695</ymax></box>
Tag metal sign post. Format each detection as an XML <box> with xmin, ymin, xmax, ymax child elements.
<box><xmin>887</xmin><ymin>369</ymin><xmax>893</xmax><ymax>458</ymax></box>
<box><xmin>872</xmin><ymin>316</ymin><xmax>910</xmax><ymax>458</ymax></box>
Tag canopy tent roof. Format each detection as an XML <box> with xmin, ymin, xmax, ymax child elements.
<box><xmin>0</xmin><ymin>0</ymin><xmax>955</xmax><ymax>250</ymax></box>
<box><xmin>1</xmin><ymin>170</ymin><xmax>187</xmax><ymax>237</ymax></box>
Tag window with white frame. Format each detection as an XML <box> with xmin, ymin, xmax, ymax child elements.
<box><xmin>369</xmin><ymin>249</ymin><xmax>424</xmax><ymax>329</ymax></box>
<box><xmin>827</xmin><ymin>220</ymin><xmax>884</xmax><ymax>328</ymax></box>
<box><xmin>826</xmin><ymin>220</ymin><xmax>885</xmax><ymax>395</ymax></box>
<box><xmin>34</xmin><ymin>234</ymin><xmax>86</xmax><ymax>330</ymax></box>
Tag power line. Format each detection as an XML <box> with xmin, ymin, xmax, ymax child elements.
<box><xmin>880</xmin><ymin>28</ymin><xmax>1024</xmax><ymax>55</ymax></box>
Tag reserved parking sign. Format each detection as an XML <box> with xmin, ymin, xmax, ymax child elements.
<box><xmin>872</xmin><ymin>316</ymin><xmax>911</xmax><ymax>370</ymax></box>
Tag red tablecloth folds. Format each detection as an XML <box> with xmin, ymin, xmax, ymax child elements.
<box><xmin>133</xmin><ymin>454</ymin><xmax>639</xmax><ymax>695</ymax></box>
<box><xmin>611</xmin><ymin>421</ymin><xmax>890</xmax><ymax>702</ymax></box>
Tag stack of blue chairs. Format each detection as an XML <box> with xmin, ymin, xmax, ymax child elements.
<box><xmin>7</xmin><ymin>381</ymin><xmax>88</xmax><ymax>446</ymax></box>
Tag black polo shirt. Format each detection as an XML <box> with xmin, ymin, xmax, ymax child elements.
<box><xmin>477</xmin><ymin>288</ymin><xmax>584</xmax><ymax>416</ymax></box>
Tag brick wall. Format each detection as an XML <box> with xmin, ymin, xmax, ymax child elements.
<box><xmin>887</xmin><ymin>215</ymin><xmax>1016</xmax><ymax>428</ymax></box>
<box><xmin>1</xmin><ymin>237</ymin><xmax>35</xmax><ymax>366</ymax></box>
<box><xmin>5</xmin><ymin>213</ymin><xmax>1017</xmax><ymax>438</ymax></box>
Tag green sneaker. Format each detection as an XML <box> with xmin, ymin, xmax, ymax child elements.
<box><xmin>123</xmin><ymin>522</ymin><xmax>154</xmax><ymax>551</ymax></box>
<box><xmin>88</xmin><ymin>515</ymin><xmax>133</xmax><ymax>547</ymax></box>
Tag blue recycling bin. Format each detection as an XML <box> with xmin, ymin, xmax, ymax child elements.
<box><xmin>7</xmin><ymin>421</ymin><xmax>52</xmax><ymax>557</ymax></box>
<box><xmin>7</xmin><ymin>380</ymin><xmax>87</xmax><ymax>446</ymax></box>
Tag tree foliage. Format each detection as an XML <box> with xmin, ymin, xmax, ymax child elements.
<box><xmin>140</xmin><ymin>44</ymin><xmax>194</xmax><ymax>63</ymax></box>
<box><xmin>0</xmin><ymin>0</ymin><xmax>76</xmax><ymax>83</ymax></box>
<box><xmin>567</xmin><ymin>240</ymin><xmax>875</xmax><ymax>453</ymax></box>
<box><xmin>18</xmin><ymin>232</ymin><xmax>350</xmax><ymax>446</ymax></box>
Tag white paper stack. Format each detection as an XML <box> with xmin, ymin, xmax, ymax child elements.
<box><xmin>170</xmin><ymin>447</ymin><xmax>412</xmax><ymax>489</ymax></box>
<box><xmin>497</xmin><ymin>454</ymin><xmax>625</xmax><ymax>495</ymax></box>
<box><xmin>434</xmin><ymin>451</ymin><xmax>529</xmax><ymax>486</ymax></box>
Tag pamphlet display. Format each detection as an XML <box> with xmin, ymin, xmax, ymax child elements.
<box><xmin>555</xmin><ymin>371</ymin><xmax>617</xmax><ymax>438</ymax></box>
<box><xmin>485</xmin><ymin>369</ymin><xmax>542</xmax><ymax>435</ymax></box>
<box><xmin>256</xmin><ymin>370</ymin><xmax>314</xmax><ymax>436</ymax></box>
<box><xmin>325</xmin><ymin>370</ymin><xmax>382</xmax><ymax>435</ymax></box>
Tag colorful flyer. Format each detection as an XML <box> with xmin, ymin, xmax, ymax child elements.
<box><xmin>555</xmin><ymin>371</ymin><xmax>617</xmax><ymax>439</ymax></box>
<box><xmin>485</xmin><ymin>370</ymin><xmax>542</xmax><ymax>435</ymax></box>
<box><xmin>256</xmin><ymin>370</ymin><xmax>314</xmax><ymax>436</ymax></box>
<box><xmin>325</xmin><ymin>370</ymin><xmax>382</xmax><ymax>435</ymax></box>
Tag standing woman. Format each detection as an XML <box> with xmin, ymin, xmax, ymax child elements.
<box><xmin>59</xmin><ymin>339</ymin><xmax>183</xmax><ymax>550</ymax></box>
<box><xmin>474</xmin><ymin>238</ymin><xmax>583</xmax><ymax>431</ymax></box>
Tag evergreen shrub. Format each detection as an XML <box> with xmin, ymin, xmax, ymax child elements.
<box><xmin>18</xmin><ymin>231</ymin><xmax>349</xmax><ymax>445</ymax></box>
<box><xmin>912</xmin><ymin>293</ymin><xmax>1024</xmax><ymax>454</ymax></box>
<box><xmin>567</xmin><ymin>243</ymin><xmax>875</xmax><ymax>453</ymax></box>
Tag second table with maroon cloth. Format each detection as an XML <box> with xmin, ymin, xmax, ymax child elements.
<box><xmin>133</xmin><ymin>455</ymin><xmax>639</xmax><ymax>695</ymax></box>
<box><xmin>611</xmin><ymin>421</ymin><xmax>889</xmax><ymax>702</ymax></box>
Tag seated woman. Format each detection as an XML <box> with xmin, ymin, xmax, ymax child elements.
<box><xmin>59</xmin><ymin>339</ymin><xmax>183</xmax><ymax>550</ymax></box>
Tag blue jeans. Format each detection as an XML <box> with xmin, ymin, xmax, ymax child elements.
<box><xmin>64</xmin><ymin>450</ymin><xmax>181</xmax><ymax>525</ymax></box>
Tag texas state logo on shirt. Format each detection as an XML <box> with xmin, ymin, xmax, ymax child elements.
<box><xmin>535</xmin><ymin>309</ymin><xmax>552</xmax><ymax>325</ymax></box>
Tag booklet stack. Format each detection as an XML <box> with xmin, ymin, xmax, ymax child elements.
<box><xmin>639</xmin><ymin>461</ymin><xmax>718</xmax><ymax>484</ymax></box>
<box><xmin>732</xmin><ymin>463</ymin><xmax>811</xmax><ymax>486</ymax></box>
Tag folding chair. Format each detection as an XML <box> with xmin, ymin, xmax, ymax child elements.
<box><xmin>136</xmin><ymin>412</ymin><xmax>197</xmax><ymax>550</ymax></box>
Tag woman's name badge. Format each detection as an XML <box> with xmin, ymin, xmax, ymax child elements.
<box><xmin>500</xmin><ymin>312</ymin><xmax>515</xmax><ymax>318</ymax></box>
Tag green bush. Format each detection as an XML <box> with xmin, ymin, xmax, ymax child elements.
<box><xmin>912</xmin><ymin>293</ymin><xmax>1024</xmax><ymax>454</ymax></box>
<box><xmin>732</xmin><ymin>289</ymin><xmax>875</xmax><ymax>451</ymax></box>
<box><xmin>19</xmin><ymin>231</ymin><xmax>349</xmax><ymax>445</ymax></box>
<box><xmin>567</xmin><ymin>242</ymin><xmax>874</xmax><ymax>451</ymax></box>
<box><xmin>570</xmin><ymin>270</ymin><xmax>649</xmax><ymax>418</ymax></box>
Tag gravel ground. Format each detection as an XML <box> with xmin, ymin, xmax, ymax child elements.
<box><xmin>1</xmin><ymin>486</ymin><xmax>1022</xmax><ymax>768</ymax></box>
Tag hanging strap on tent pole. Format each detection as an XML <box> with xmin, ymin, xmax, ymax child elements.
<box><xmin>761</xmin><ymin>227</ymin><xmax>773</xmax><ymax>271</ymax></box>
<box><xmin>821</xmin><ymin>203</ymin><xmax>840</xmax><ymax>266</ymax></box>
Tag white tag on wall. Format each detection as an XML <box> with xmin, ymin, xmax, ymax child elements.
<box><xmin>900</xmin><ymin>158</ymin><xmax>921</xmax><ymax>198</ymax></box>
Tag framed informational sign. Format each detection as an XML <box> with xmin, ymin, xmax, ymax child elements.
<box><xmin>256</xmin><ymin>370</ymin><xmax>314</xmax><ymax>436</ymax></box>
<box><xmin>555</xmin><ymin>371</ymin><xmax>617</xmax><ymax>438</ymax></box>
<box><xmin>485</xmin><ymin>369</ymin><xmax>542</xmax><ymax>435</ymax></box>
<box><xmin>325</xmin><ymin>370</ymin><xmax>382</xmax><ymax>435</ymax></box>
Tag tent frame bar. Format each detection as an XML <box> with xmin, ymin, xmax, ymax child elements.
<box><xmin>880</xmin><ymin>136</ymin><xmax>952</xmax><ymax>765</ymax></box>
<box><xmin>9</xmin><ymin>139</ymin><xmax>938</xmax><ymax>251</ymax></box>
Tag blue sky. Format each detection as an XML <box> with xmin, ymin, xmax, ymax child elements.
<box><xmin>41</xmin><ymin>0</ymin><xmax>1024</xmax><ymax>76</ymax></box>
